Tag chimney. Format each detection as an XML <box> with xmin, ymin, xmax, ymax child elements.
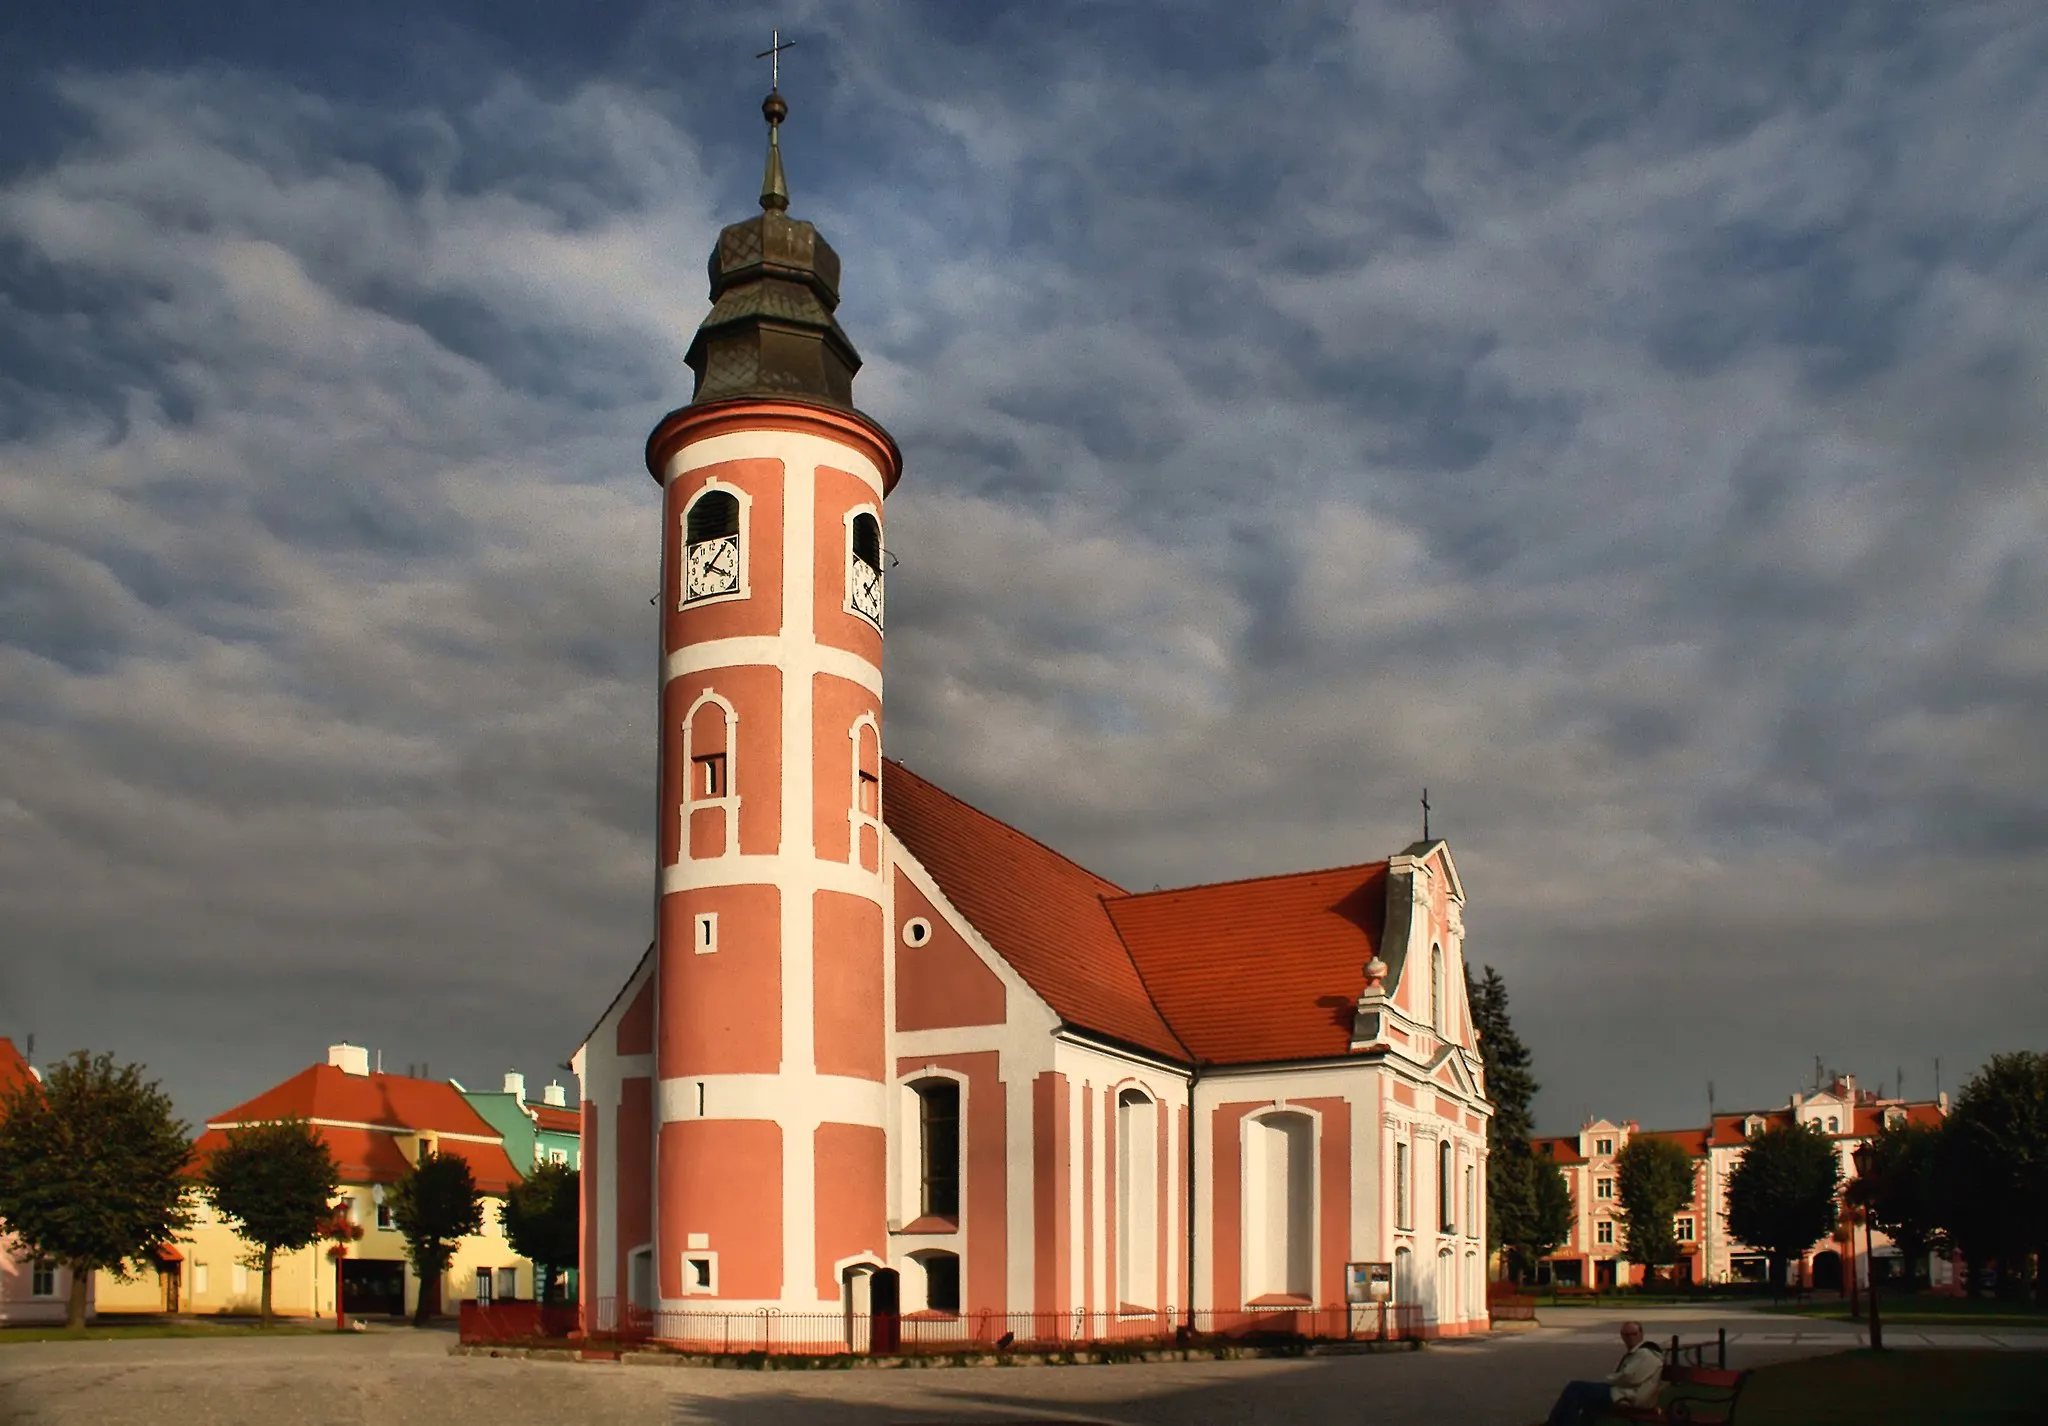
<box><xmin>328</xmin><ymin>1043</ymin><xmax>371</xmax><ymax>1077</ymax></box>
<box><xmin>542</xmin><ymin>1080</ymin><xmax>568</xmax><ymax>1108</ymax></box>
<box><xmin>503</xmin><ymin>1071</ymin><xmax>527</xmax><ymax>1099</ymax></box>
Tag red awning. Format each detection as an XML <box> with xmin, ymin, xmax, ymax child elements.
<box><xmin>153</xmin><ymin>1245</ymin><xmax>184</xmax><ymax>1262</ymax></box>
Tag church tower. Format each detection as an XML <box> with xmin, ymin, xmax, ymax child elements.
<box><xmin>641</xmin><ymin>82</ymin><xmax>901</xmax><ymax>1314</ymax></box>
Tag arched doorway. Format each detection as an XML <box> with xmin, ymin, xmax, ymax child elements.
<box><xmin>1811</xmin><ymin>1250</ymin><xmax>1842</xmax><ymax>1292</ymax></box>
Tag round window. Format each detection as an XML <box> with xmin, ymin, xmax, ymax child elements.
<box><xmin>902</xmin><ymin>917</ymin><xmax>932</xmax><ymax>947</ymax></box>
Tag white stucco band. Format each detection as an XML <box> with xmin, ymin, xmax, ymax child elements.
<box><xmin>657</xmin><ymin>1072</ymin><xmax>888</xmax><ymax>1129</ymax></box>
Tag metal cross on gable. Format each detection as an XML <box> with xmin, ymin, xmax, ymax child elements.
<box><xmin>1421</xmin><ymin>787</ymin><xmax>1431</xmax><ymax>841</ymax></box>
<box><xmin>756</xmin><ymin>28</ymin><xmax>796</xmax><ymax>91</ymax></box>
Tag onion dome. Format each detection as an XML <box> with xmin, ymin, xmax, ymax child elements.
<box><xmin>683</xmin><ymin>89</ymin><xmax>863</xmax><ymax>410</ymax></box>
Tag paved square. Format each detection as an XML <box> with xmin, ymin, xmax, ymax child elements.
<box><xmin>3</xmin><ymin>1310</ymin><xmax>2040</xmax><ymax>1426</ymax></box>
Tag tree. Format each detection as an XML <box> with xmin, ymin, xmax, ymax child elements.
<box><xmin>1856</xmin><ymin>1120</ymin><xmax>1946</xmax><ymax>1291</ymax></box>
<box><xmin>201</xmin><ymin>1118</ymin><xmax>340</xmax><ymax>1325</ymax></box>
<box><xmin>1526</xmin><ymin>1153</ymin><xmax>1575</xmax><ymax>1270</ymax></box>
<box><xmin>1467</xmin><ymin>965</ymin><xmax>1544</xmax><ymax>1279</ymax></box>
<box><xmin>0</xmin><ymin>1051</ymin><xmax>192</xmax><ymax>1328</ymax></box>
<box><xmin>500</xmin><ymin>1162</ymin><xmax>579</xmax><ymax>1303</ymax></box>
<box><xmin>1615</xmin><ymin>1135</ymin><xmax>1695</xmax><ymax>1281</ymax></box>
<box><xmin>1940</xmin><ymin>1052</ymin><xmax>2048</xmax><ymax>1302</ymax></box>
<box><xmin>1725</xmin><ymin>1122</ymin><xmax>1840</xmax><ymax>1292</ymax></box>
<box><xmin>388</xmin><ymin>1150</ymin><xmax>484</xmax><ymax>1325</ymax></box>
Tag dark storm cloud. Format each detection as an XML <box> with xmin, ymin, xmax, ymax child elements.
<box><xmin>1</xmin><ymin>1</ymin><xmax>2043</xmax><ymax>1131</ymax></box>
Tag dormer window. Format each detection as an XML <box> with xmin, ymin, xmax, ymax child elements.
<box><xmin>848</xmin><ymin>511</ymin><xmax>883</xmax><ymax>628</ymax></box>
<box><xmin>1883</xmin><ymin>1107</ymin><xmax>1906</xmax><ymax>1130</ymax></box>
<box><xmin>1744</xmin><ymin>1116</ymin><xmax>1764</xmax><ymax>1138</ymax></box>
<box><xmin>683</xmin><ymin>490</ymin><xmax>741</xmax><ymax>603</ymax></box>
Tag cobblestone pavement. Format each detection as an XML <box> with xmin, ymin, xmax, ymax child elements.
<box><xmin>2</xmin><ymin>1313</ymin><xmax>2042</xmax><ymax>1426</ymax></box>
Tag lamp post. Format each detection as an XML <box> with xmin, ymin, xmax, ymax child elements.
<box><xmin>319</xmin><ymin>1202</ymin><xmax>364</xmax><ymax>1332</ymax></box>
<box><xmin>1850</xmin><ymin>1144</ymin><xmax>1883</xmax><ymax>1352</ymax></box>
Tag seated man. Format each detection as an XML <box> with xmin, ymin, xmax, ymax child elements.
<box><xmin>1543</xmin><ymin>1320</ymin><xmax>1664</xmax><ymax>1425</ymax></box>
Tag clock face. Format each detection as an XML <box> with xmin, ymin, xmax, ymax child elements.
<box><xmin>686</xmin><ymin>535</ymin><xmax>740</xmax><ymax>601</ymax></box>
<box><xmin>849</xmin><ymin>557</ymin><xmax>884</xmax><ymax>628</ymax></box>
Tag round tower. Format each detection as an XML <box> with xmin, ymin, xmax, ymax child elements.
<box><xmin>642</xmin><ymin>87</ymin><xmax>901</xmax><ymax>1319</ymax></box>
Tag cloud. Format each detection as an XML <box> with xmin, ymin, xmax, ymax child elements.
<box><xmin>1</xmin><ymin>3</ymin><xmax>2045</xmax><ymax>1131</ymax></box>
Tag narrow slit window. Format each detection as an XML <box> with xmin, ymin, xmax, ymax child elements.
<box><xmin>858</xmin><ymin>769</ymin><xmax>878</xmax><ymax>816</ymax></box>
<box><xmin>694</xmin><ymin>914</ymin><xmax>717</xmax><ymax>955</ymax></box>
<box><xmin>694</xmin><ymin>753</ymin><xmax>727</xmax><ymax>798</ymax></box>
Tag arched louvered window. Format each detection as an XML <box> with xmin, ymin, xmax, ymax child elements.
<box><xmin>683</xmin><ymin>490</ymin><xmax>741</xmax><ymax>602</ymax></box>
<box><xmin>848</xmin><ymin>510</ymin><xmax>883</xmax><ymax>628</ymax></box>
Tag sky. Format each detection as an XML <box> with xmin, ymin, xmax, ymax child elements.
<box><xmin>1</xmin><ymin>1</ymin><xmax>2043</xmax><ymax>1138</ymax></box>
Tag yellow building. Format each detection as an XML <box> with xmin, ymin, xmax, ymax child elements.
<box><xmin>98</xmin><ymin>1045</ymin><xmax>538</xmax><ymax>1318</ymax></box>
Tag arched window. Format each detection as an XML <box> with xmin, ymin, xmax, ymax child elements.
<box><xmin>913</xmin><ymin>1079</ymin><xmax>960</xmax><ymax>1220</ymax></box>
<box><xmin>682</xmin><ymin>693</ymin><xmax>736</xmax><ymax>859</ymax></box>
<box><xmin>1393</xmin><ymin>1245</ymin><xmax>1413</xmax><ymax>1304</ymax></box>
<box><xmin>1116</xmin><ymin>1089</ymin><xmax>1158</xmax><ymax>1309</ymax></box>
<box><xmin>849</xmin><ymin>716</ymin><xmax>881</xmax><ymax>871</ymax></box>
<box><xmin>848</xmin><ymin>510</ymin><xmax>883</xmax><ymax>628</ymax></box>
<box><xmin>912</xmin><ymin>1250</ymin><xmax>960</xmax><ymax>1314</ymax></box>
<box><xmin>1439</xmin><ymin>1140</ymin><xmax>1455</xmax><ymax>1233</ymax></box>
<box><xmin>1430</xmin><ymin>944</ymin><xmax>1444</xmax><ymax>1033</ymax></box>
<box><xmin>682</xmin><ymin>489</ymin><xmax>741</xmax><ymax>603</ymax></box>
<box><xmin>1243</xmin><ymin>1111</ymin><xmax>1313</xmax><ymax>1301</ymax></box>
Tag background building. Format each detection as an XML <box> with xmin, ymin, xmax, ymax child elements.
<box><xmin>461</xmin><ymin>1071</ymin><xmax>582</xmax><ymax>1173</ymax></box>
<box><xmin>1533</xmin><ymin>1074</ymin><xmax>1948</xmax><ymax>1290</ymax></box>
<box><xmin>95</xmin><ymin>1044</ymin><xmax>540</xmax><ymax>1317</ymax></box>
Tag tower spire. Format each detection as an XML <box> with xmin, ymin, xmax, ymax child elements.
<box><xmin>756</xmin><ymin>28</ymin><xmax>795</xmax><ymax>213</ymax></box>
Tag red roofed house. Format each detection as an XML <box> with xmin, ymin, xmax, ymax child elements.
<box><xmin>1534</xmin><ymin>1075</ymin><xmax>1951</xmax><ymax>1293</ymax></box>
<box><xmin>0</xmin><ymin>1038</ymin><xmax>92</xmax><ymax>1324</ymax></box>
<box><xmin>572</xmin><ymin>94</ymin><xmax>1493</xmax><ymax>1348</ymax></box>
<box><xmin>95</xmin><ymin>1044</ymin><xmax>529</xmax><ymax>1319</ymax></box>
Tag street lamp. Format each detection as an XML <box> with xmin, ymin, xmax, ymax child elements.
<box><xmin>1849</xmin><ymin>1144</ymin><xmax>1884</xmax><ymax>1352</ymax></box>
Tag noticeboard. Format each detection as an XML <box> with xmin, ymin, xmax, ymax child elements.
<box><xmin>1345</xmin><ymin>1260</ymin><xmax>1393</xmax><ymax>1304</ymax></box>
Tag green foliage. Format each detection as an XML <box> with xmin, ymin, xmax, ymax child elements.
<box><xmin>1939</xmin><ymin>1052</ymin><xmax>2048</xmax><ymax>1301</ymax></box>
<box><xmin>0</xmin><ymin>1051</ymin><xmax>192</xmax><ymax>1328</ymax></box>
<box><xmin>1855</xmin><ymin>1120</ymin><xmax>1947</xmax><ymax>1286</ymax></box>
<box><xmin>1527</xmin><ymin>1153</ymin><xmax>1574</xmax><ymax>1266</ymax></box>
<box><xmin>202</xmin><ymin>1118</ymin><xmax>340</xmax><ymax>1324</ymax></box>
<box><xmin>1616</xmin><ymin>1134</ymin><xmax>1695</xmax><ymax>1271</ymax></box>
<box><xmin>1725</xmin><ymin>1122</ymin><xmax>1841</xmax><ymax>1289</ymax></box>
<box><xmin>499</xmin><ymin>1162</ymin><xmax>579</xmax><ymax>1303</ymax></box>
<box><xmin>1467</xmin><ymin>964</ymin><xmax>1551</xmax><ymax>1277</ymax></box>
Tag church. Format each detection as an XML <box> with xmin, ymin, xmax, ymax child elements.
<box><xmin>573</xmin><ymin>84</ymin><xmax>1494</xmax><ymax>1348</ymax></box>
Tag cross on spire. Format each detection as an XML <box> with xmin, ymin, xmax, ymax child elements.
<box><xmin>757</xmin><ymin>28</ymin><xmax>796</xmax><ymax>91</ymax></box>
<box><xmin>1421</xmin><ymin>787</ymin><xmax>1431</xmax><ymax>841</ymax></box>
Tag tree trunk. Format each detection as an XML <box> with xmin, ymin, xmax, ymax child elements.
<box><xmin>66</xmin><ymin>1263</ymin><xmax>89</xmax><ymax>1329</ymax></box>
<box><xmin>260</xmin><ymin>1246</ymin><xmax>275</xmax><ymax>1326</ymax></box>
<box><xmin>411</xmin><ymin>1253</ymin><xmax>438</xmax><ymax>1327</ymax></box>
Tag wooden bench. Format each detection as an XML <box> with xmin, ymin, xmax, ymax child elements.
<box><xmin>1489</xmin><ymin>1295</ymin><xmax>1538</xmax><ymax>1321</ymax></box>
<box><xmin>1606</xmin><ymin>1365</ymin><xmax>1749</xmax><ymax>1425</ymax></box>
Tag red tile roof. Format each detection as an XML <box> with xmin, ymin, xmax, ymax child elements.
<box><xmin>1533</xmin><ymin>1136</ymin><xmax>1586</xmax><ymax>1165</ymax></box>
<box><xmin>1631</xmin><ymin>1126</ymin><xmax>1711</xmax><ymax>1158</ymax></box>
<box><xmin>884</xmin><ymin>762</ymin><xmax>1397</xmax><ymax>1067</ymax></box>
<box><xmin>191</xmin><ymin>1124</ymin><xmax>520</xmax><ymax>1194</ymax></box>
<box><xmin>0</xmin><ymin>1038</ymin><xmax>35</xmax><ymax>1102</ymax></box>
<box><xmin>1106</xmin><ymin>863</ymin><xmax>1390</xmax><ymax>1066</ymax></box>
<box><xmin>202</xmin><ymin>1062</ymin><xmax>521</xmax><ymax>1194</ymax></box>
<box><xmin>212</xmin><ymin>1063</ymin><xmax>503</xmax><ymax>1139</ymax></box>
<box><xmin>883</xmin><ymin>761</ymin><xmax>1186</xmax><ymax>1060</ymax></box>
<box><xmin>528</xmin><ymin>1102</ymin><xmax>580</xmax><ymax>1135</ymax></box>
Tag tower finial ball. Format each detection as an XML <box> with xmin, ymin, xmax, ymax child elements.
<box><xmin>763</xmin><ymin>91</ymin><xmax>788</xmax><ymax>126</ymax></box>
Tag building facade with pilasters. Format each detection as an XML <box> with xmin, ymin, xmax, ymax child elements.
<box><xmin>574</xmin><ymin>90</ymin><xmax>1493</xmax><ymax>1346</ymax></box>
